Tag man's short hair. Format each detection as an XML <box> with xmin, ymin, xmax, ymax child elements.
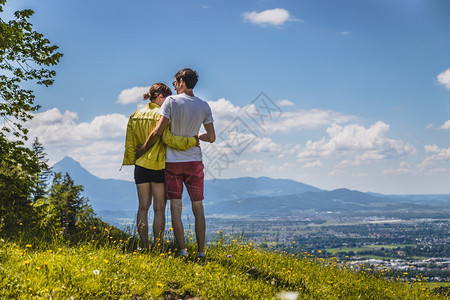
<box><xmin>175</xmin><ymin>68</ymin><xmax>199</xmax><ymax>89</ymax></box>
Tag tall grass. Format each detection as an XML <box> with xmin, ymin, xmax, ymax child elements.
<box><xmin>0</xmin><ymin>230</ymin><xmax>447</xmax><ymax>299</ymax></box>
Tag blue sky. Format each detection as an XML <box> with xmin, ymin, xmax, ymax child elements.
<box><xmin>4</xmin><ymin>0</ymin><xmax>450</xmax><ymax>194</ymax></box>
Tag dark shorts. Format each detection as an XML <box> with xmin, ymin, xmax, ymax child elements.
<box><xmin>164</xmin><ymin>161</ymin><xmax>204</xmax><ymax>201</ymax></box>
<box><xmin>134</xmin><ymin>165</ymin><xmax>165</xmax><ymax>184</ymax></box>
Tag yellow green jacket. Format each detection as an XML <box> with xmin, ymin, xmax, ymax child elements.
<box><xmin>122</xmin><ymin>102</ymin><xmax>196</xmax><ymax>170</ymax></box>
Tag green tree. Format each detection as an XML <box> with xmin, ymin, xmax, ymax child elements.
<box><xmin>0</xmin><ymin>0</ymin><xmax>62</xmax><ymax>235</ymax></box>
<box><xmin>31</xmin><ymin>137</ymin><xmax>51</xmax><ymax>201</ymax></box>
<box><xmin>0</xmin><ymin>153</ymin><xmax>36</xmax><ymax>234</ymax></box>
<box><xmin>1</xmin><ymin>0</ymin><xmax>63</xmax><ymax>138</ymax></box>
<box><xmin>43</xmin><ymin>172</ymin><xmax>128</xmax><ymax>243</ymax></box>
<box><xmin>48</xmin><ymin>173</ymin><xmax>88</xmax><ymax>236</ymax></box>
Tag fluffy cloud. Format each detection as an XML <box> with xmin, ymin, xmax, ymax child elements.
<box><xmin>415</xmin><ymin>144</ymin><xmax>450</xmax><ymax>174</ymax></box>
<box><xmin>297</xmin><ymin>121</ymin><xmax>416</xmax><ymax>165</ymax></box>
<box><xmin>383</xmin><ymin>161</ymin><xmax>416</xmax><ymax>175</ymax></box>
<box><xmin>29</xmin><ymin>108</ymin><xmax>127</xmax><ymax>146</ymax></box>
<box><xmin>277</xmin><ymin>99</ymin><xmax>295</xmax><ymax>107</ymax></box>
<box><xmin>208</xmin><ymin>98</ymin><xmax>243</xmax><ymax>124</ymax></box>
<box><xmin>27</xmin><ymin>108</ymin><xmax>129</xmax><ymax>179</ymax></box>
<box><xmin>437</xmin><ymin>69</ymin><xmax>450</xmax><ymax>90</ymax></box>
<box><xmin>384</xmin><ymin>145</ymin><xmax>450</xmax><ymax>176</ymax></box>
<box><xmin>249</xmin><ymin>137</ymin><xmax>282</xmax><ymax>153</ymax></box>
<box><xmin>209</xmin><ymin>132</ymin><xmax>282</xmax><ymax>157</ymax></box>
<box><xmin>243</xmin><ymin>8</ymin><xmax>297</xmax><ymax>27</ymax></box>
<box><xmin>302</xmin><ymin>160</ymin><xmax>323</xmax><ymax>169</ymax></box>
<box><xmin>116</xmin><ymin>86</ymin><xmax>150</xmax><ymax>104</ymax></box>
<box><xmin>265</xmin><ymin>109</ymin><xmax>355</xmax><ymax>134</ymax></box>
<box><xmin>424</xmin><ymin>144</ymin><xmax>450</xmax><ymax>161</ymax></box>
<box><xmin>207</xmin><ymin>98</ymin><xmax>354</xmax><ymax>135</ymax></box>
<box><xmin>30</xmin><ymin>107</ymin><xmax>78</xmax><ymax>125</ymax></box>
<box><xmin>328</xmin><ymin>169</ymin><xmax>368</xmax><ymax>178</ymax></box>
<box><xmin>237</xmin><ymin>159</ymin><xmax>271</xmax><ymax>172</ymax></box>
<box><xmin>440</xmin><ymin>120</ymin><xmax>450</xmax><ymax>129</ymax></box>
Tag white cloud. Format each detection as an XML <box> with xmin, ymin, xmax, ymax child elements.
<box><xmin>302</xmin><ymin>160</ymin><xmax>323</xmax><ymax>169</ymax></box>
<box><xmin>208</xmin><ymin>131</ymin><xmax>281</xmax><ymax>157</ymax></box>
<box><xmin>243</xmin><ymin>8</ymin><xmax>297</xmax><ymax>27</ymax></box>
<box><xmin>440</xmin><ymin>120</ymin><xmax>450</xmax><ymax>129</ymax></box>
<box><xmin>340</xmin><ymin>31</ymin><xmax>350</xmax><ymax>35</ymax></box>
<box><xmin>31</xmin><ymin>107</ymin><xmax>79</xmax><ymax>125</ymax></box>
<box><xmin>116</xmin><ymin>86</ymin><xmax>150</xmax><ymax>104</ymax></box>
<box><xmin>437</xmin><ymin>68</ymin><xmax>450</xmax><ymax>90</ymax></box>
<box><xmin>204</xmin><ymin>99</ymin><xmax>358</xmax><ymax>160</ymax></box>
<box><xmin>27</xmin><ymin>108</ymin><xmax>130</xmax><ymax>179</ymax></box>
<box><xmin>383</xmin><ymin>161</ymin><xmax>415</xmax><ymax>175</ymax></box>
<box><xmin>424</xmin><ymin>144</ymin><xmax>450</xmax><ymax>161</ymax></box>
<box><xmin>208</xmin><ymin>98</ymin><xmax>242</xmax><ymax>121</ymax></box>
<box><xmin>384</xmin><ymin>145</ymin><xmax>450</xmax><ymax>176</ymax></box>
<box><xmin>250</xmin><ymin>137</ymin><xmax>282</xmax><ymax>153</ymax></box>
<box><xmin>410</xmin><ymin>144</ymin><xmax>450</xmax><ymax>175</ymax></box>
<box><xmin>29</xmin><ymin>109</ymin><xmax>127</xmax><ymax>146</ymax></box>
<box><xmin>297</xmin><ymin>121</ymin><xmax>416</xmax><ymax>165</ymax></box>
<box><xmin>277</xmin><ymin>99</ymin><xmax>295</xmax><ymax>107</ymax></box>
<box><xmin>237</xmin><ymin>159</ymin><xmax>269</xmax><ymax>172</ymax></box>
<box><xmin>265</xmin><ymin>109</ymin><xmax>355</xmax><ymax>134</ymax></box>
<box><xmin>328</xmin><ymin>169</ymin><xmax>368</xmax><ymax>178</ymax></box>
<box><xmin>335</xmin><ymin>160</ymin><xmax>362</xmax><ymax>169</ymax></box>
<box><xmin>207</xmin><ymin>98</ymin><xmax>354</xmax><ymax>135</ymax></box>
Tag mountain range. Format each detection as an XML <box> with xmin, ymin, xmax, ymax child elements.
<box><xmin>52</xmin><ymin>157</ymin><xmax>322</xmax><ymax>211</ymax></box>
<box><xmin>52</xmin><ymin>157</ymin><xmax>450</xmax><ymax>226</ymax></box>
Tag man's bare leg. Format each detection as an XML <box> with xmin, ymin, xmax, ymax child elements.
<box><xmin>170</xmin><ymin>198</ymin><xmax>186</xmax><ymax>252</ymax></box>
<box><xmin>136</xmin><ymin>183</ymin><xmax>152</xmax><ymax>249</ymax></box>
<box><xmin>151</xmin><ymin>182</ymin><xmax>166</xmax><ymax>245</ymax></box>
<box><xmin>191</xmin><ymin>200</ymin><xmax>206</xmax><ymax>253</ymax></box>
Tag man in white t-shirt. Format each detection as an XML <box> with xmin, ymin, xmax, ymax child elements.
<box><xmin>137</xmin><ymin>68</ymin><xmax>215</xmax><ymax>258</ymax></box>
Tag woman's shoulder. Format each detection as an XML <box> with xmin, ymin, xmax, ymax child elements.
<box><xmin>132</xmin><ymin>105</ymin><xmax>159</xmax><ymax>119</ymax></box>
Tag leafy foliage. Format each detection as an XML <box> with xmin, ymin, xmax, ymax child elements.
<box><xmin>0</xmin><ymin>0</ymin><xmax>62</xmax><ymax>236</ymax></box>
<box><xmin>0</xmin><ymin>148</ymin><xmax>37</xmax><ymax>233</ymax></box>
<box><xmin>1</xmin><ymin>0</ymin><xmax>63</xmax><ymax>138</ymax></box>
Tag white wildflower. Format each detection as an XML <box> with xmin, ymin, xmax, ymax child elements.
<box><xmin>278</xmin><ymin>291</ymin><xmax>299</xmax><ymax>300</ymax></box>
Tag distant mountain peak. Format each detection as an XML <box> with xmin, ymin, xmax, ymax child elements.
<box><xmin>53</xmin><ymin>156</ymin><xmax>94</xmax><ymax>179</ymax></box>
<box><xmin>58</xmin><ymin>156</ymin><xmax>81</xmax><ymax>166</ymax></box>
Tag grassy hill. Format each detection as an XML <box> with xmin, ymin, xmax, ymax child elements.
<box><xmin>1</xmin><ymin>233</ymin><xmax>446</xmax><ymax>300</ymax></box>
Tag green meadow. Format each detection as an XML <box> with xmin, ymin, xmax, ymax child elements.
<box><xmin>1</xmin><ymin>231</ymin><xmax>447</xmax><ymax>300</ymax></box>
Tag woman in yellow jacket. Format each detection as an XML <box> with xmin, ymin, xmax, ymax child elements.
<box><xmin>122</xmin><ymin>83</ymin><xmax>197</xmax><ymax>249</ymax></box>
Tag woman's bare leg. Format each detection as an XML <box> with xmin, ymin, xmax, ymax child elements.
<box><xmin>136</xmin><ymin>183</ymin><xmax>152</xmax><ymax>249</ymax></box>
<box><xmin>151</xmin><ymin>182</ymin><xmax>166</xmax><ymax>245</ymax></box>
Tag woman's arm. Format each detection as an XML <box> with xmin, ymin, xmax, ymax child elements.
<box><xmin>123</xmin><ymin>116</ymin><xmax>137</xmax><ymax>165</ymax></box>
<box><xmin>135</xmin><ymin>116</ymin><xmax>169</xmax><ymax>159</ymax></box>
<box><xmin>162</xmin><ymin>125</ymin><xmax>199</xmax><ymax>150</ymax></box>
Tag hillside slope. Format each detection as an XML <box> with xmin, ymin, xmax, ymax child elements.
<box><xmin>1</xmin><ymin>239</ymin><xmax>444</xmax><ymax>299</ymax></box>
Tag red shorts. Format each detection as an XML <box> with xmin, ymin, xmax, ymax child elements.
<box><xmin>164</xmin><ymin>161</ymin><xmax>204</xmax><ymax>202</ymax></box>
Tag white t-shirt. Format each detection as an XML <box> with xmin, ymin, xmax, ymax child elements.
<box><xmin>159</xmin><ymin>93</ymin><xmax>214</xmax><ymax>162</ymax></box>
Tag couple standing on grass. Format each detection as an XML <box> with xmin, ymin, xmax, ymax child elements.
<box><xmin>122</xmin><ymin>68</ymin><xmax>215</xmax><ymax>258</ymax></box>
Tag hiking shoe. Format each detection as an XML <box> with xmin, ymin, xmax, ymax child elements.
<box><xmin>179</xmin><ymin>249</ymin><xmax>188</xmax><ymax>257</ymax></box>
